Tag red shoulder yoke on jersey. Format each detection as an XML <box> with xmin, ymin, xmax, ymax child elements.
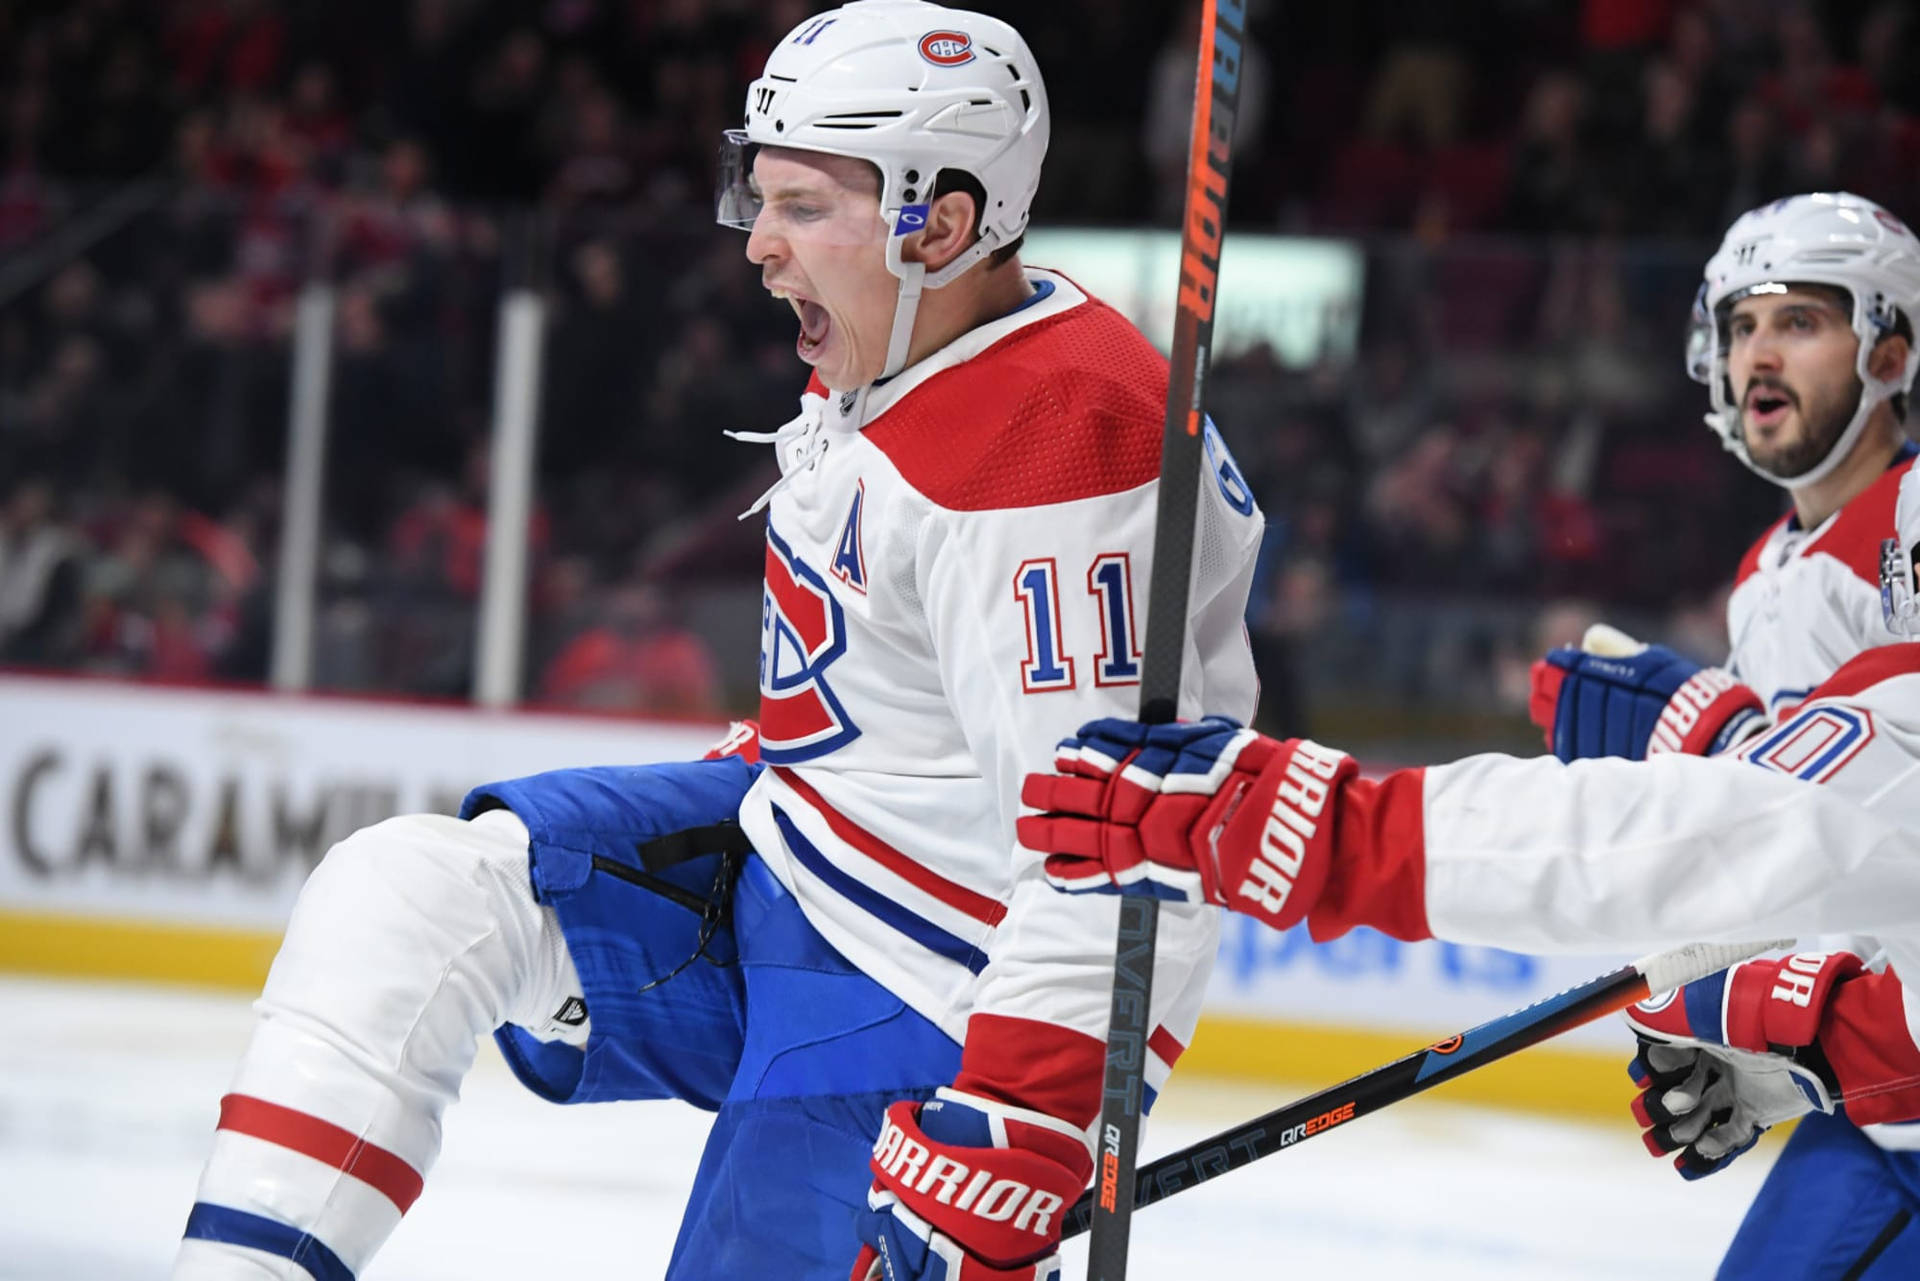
<box><xmin>861</xmin><ymin>296</ymin><xmax>1167</xmax><ymax>511</ymax></box>
<box><xmin>1736</xmin><ymin>456</ymin><xmax>1906</xmax><ymax>589</ymax></box>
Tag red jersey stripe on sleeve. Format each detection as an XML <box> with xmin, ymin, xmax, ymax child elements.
<box><xmin>1824</xmin><ymin>967</ymin><xmax>1920</xmax><ymax>1127</ymax></box>
<box><xmin>1309</xmin><ymin>767</ymin><xmax>1433</xmax><ymax>943</ymax></box>
<box><xmin>956</xmin><ymin>1014</ymin><xmax>1189</xmax><ymax>1130</ymax></box>
<box><xmin>1798</xmin><ymin>643</ymin><xmax>1920</xmax><ymax>704</ymax></box>
<box><xmin>217</xmin><ymin>1094</ymin><xmax>425</xmax><ymax>1214</ymax></box>
<box><xmin>1148</xmin><ymin>1025</ymin><xmax>1185</xmax><ymax>1069</ymax></box>
<box><xmin>955</xmin><ymin>1013</ymin><xmax>1109</xmax><ymax>1128</ymax></box>
<box><xmin>772</xmin><ymin>767</ymin><xmax>1009</xmax><ymax>926</ymax></box>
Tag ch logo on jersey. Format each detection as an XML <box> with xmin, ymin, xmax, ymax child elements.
<box><xmin>761</xmin><ymin>524</ymin><xmax>861</xmax><ymax>762</ymax></box>
<box><xmin>831</xmin><ymin>480</ymin><xmax>868</xmax><ymax>595</ymax></box>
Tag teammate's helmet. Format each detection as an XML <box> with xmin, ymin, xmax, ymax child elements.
<box><xmin>1689</xmin><ymin>191</ymin><xmax>1920</xmax><ymax>490</ymax></box>
<box><xmin>715</xmin><ymin>2</ymin><xmax>1048</xmax><ymax>379</ymax></box>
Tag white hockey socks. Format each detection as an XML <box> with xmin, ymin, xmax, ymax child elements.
<box><xmin>173</xmin><ymin>809</ymin><xmax>585</xmax><ymax>1280</ymax></box>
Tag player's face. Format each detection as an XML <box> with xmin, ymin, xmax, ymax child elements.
<box><xmin>1725</xmin><ymin>289</ymin><xmax>1861</xmax><ymax>479</ymax></box>
<box><xmin>744</xmin><ymin>148</ymin><xmax>898</xmax><ymax>391</ymax></box>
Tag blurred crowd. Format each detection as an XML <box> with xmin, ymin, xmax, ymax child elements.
<box><xmin>1</xmin><ymin>0</ymin><xmax>1901</xmax><ymax>745</ymax></box>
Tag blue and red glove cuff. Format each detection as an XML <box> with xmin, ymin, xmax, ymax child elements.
<box><xmin>1529</xmin><ymin>644</ymin><xmax>1761</xmax><ymax>762</ymax></box>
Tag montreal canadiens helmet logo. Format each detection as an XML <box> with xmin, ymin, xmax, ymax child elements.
<box><xmin>918</xmin><ymin>30</ymin><xmax>975</xmax><ymax>66</ymax></box>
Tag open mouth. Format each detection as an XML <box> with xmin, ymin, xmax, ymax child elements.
<box><xmin>1746</xmin><ymin>387</ymin><xmax>1794</xmax><ymax>428</ymax></box>
<box><xmin>771</xmin><ymin>285</ymin><xmax>831</xmax><ymax>361</ymax></box>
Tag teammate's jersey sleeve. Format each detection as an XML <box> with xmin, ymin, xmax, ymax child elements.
<box><xmin>917</xmin><ymin>455</ymin><xmax>1261</xmax><ymax>1124</ymax></box>
<box><xmin>1421</xmin><ymin>649</ymin><xmax>1920</xmax><ymax>951</ymax></box>
<box><xmin>1404</xmin><ymin>647</ymin><xmax>1920</xmax><ymax>1112</ymax></box>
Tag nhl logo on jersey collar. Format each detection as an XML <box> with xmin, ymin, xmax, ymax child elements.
<box><xmin>918</xmin><ymin>30</ymin><xmax>975</xmax><ymax>66</ymax></box>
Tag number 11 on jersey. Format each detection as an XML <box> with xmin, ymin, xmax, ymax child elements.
<box><xmin>1016</xmin><ymin>554</ymin><xmax>1144</xmax><ymax>693</ymax></box>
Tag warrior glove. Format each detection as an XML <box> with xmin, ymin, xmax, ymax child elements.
<box><xmin>1530</xmin><ymin>623</ymin><xmax>1763</xmax><ymax>762</ymax></box>
<box><xmin>851</xmin><ymin>1091</ymin><xmax>1090</xmax><ymax>1281</ymax></box>
<box><xmin>1022</xmin><ymin>717</ymin><xmax>1429</xmax><ymax>942</ymax></box>
<box><xmin>1624</xmin><ymin>951</ymin><xmax>1920</xmax><ymax>1178</ymax></box>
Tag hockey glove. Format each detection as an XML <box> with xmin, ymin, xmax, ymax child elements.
<box><xmin>1624</xmin><ymin>951</ymin><xmax>1859</xmax><ymax>1179</ymax></box>
<box><xmin>1021</xmin><ymin>716</ymin><xmax>1431</xmax><ymax>944</ymax></box>
<box><xmin>851</xmin><ymin>1090</ymin><xmax>1090</xmax><ymax>1281</ymax></box>
<box><xmin>1529</xmin><ymin>623</ymin><xmax>1762</xmax><ymax>762</ymax></box>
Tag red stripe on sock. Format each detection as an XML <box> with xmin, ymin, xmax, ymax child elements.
<box><xmin>218</xmin><ymin>1094</ymin><xmax>425</xmax><ymax>1214</ymax></box>
<box><xmin>1148</xmin><ymin>1025</ymin><xmax>1185</xmax><ymax>1068</ymax></box>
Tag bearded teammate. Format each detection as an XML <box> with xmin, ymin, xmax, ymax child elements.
<box><xmin>1020</xmin><ymin>193</ymin><xmax>1920</xmax><ymax>1278</ymax></box>
<box><xmin>170</xmin><ymin>5</ymin><xmax>1262</xmax><ymax>1280</ymax></box>
<box><xmin>1521</xmin><ymin>191</ymin><xmax>1920</xmax><ymax>1278</ymax></box>
<box><xmin>1535</xmin><ymin>192</ymin><xmax>1920</xmax><ymax>759</ymax></box>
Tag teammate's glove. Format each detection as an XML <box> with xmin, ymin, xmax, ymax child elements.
<box><xmin>1623</xmin><ymin>951</ymin><xmax>1860</xmax><ymax>1179</ymax></box>
<box><xmin>1528</xmin><ymin>623</ymin><xmax>1763</xmax><ymax>762</ymax></box>
<box><xmin>1021</xmin><ymin>717</ymin><xmax>1354</xmax><ymax>930</ymax></box>
<box><xmin>851</xmin><ymin>1090</ymin><xmax>1090</xmax><ymax>1281</ymax></box>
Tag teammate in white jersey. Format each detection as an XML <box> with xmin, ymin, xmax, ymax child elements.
<box><xmin>1022</xmin><ymin>193</ymin><xmax>1920</xmax><ymax>1279</ymax></box>
<box><xmin>1531</xmin><ymin>192</ymin><xmax>1920</xmax><ymax>754</ymax></box>
<box><xmin>170</xmin><ymin>5</ymin><xmax>1262</xmax><ymax>1281</ymax></box>
<box><xmin>1022</xmin><ymin>647</ymin><xmax>1920</xmax><ymax>1274</ymax></box>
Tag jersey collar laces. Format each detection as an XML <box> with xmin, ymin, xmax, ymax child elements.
<box><xmin>727</xmin><ymin>398</ymin><xmax>830</xmax><ymax>519</ymax></box>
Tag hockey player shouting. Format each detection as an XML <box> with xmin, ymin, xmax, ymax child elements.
<box><xmin>171</xmin><ymin>4</ymin><xmax>1262</xmax><ymax>1280</ymax></box>
<box><xmin>1024</xmin><ymin>193</ymin><xmax>1920</xmax><ymax>1279</ymax></box>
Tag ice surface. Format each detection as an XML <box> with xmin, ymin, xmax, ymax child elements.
<box><xmin>0</xmin><ymin>976</ymin><xmax>1772</xmax><ymax>1279</ymax></box>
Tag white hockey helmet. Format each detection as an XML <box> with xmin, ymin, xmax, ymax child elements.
<box><xmin>1688</xmin><ymin>191</ymin><xmax>1920</xmax><ymax>490</ymax></box>
<box><xmin>716</xmin><ymin>0</ymin><xmax>1049</xmax><ymax>379</ymax></box>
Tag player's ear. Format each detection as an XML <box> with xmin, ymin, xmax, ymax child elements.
<box><xmin>1870</xmin><ymin>331</ymin><xmax>1911</xmax><ymax>384</ymax></box>
<box><xmin>906</xmin><ymin>189</ymin><xmax>979</xmax><ymax>272</ymax></box>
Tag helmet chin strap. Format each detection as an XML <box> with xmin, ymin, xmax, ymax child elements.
<box><xmin>877</xmin><ymin>211</ymin><xmax>1000</xmax><ymax>381</ymax></box>
<box><xmin>1727</xmin><ymin>377</ymin><xmax>1896</xmax><ymax>492</ymax></box>
<box><xmin>880</xmin><ymin>258</ymin><xmax>925</xmax><ymax>380</ymax></box>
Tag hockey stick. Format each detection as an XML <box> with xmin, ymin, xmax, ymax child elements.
<box><xmin>1062</xmin><ymin>936</ymin><xmax>1789</xmax><ymax>1240</ymax></box>
<box><xmin>1088</xmin><ymin>2</ymin><xmax>1248</xmax><ymax>1277</ymax></box>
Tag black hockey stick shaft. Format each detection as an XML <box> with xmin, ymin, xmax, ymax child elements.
<box><xmin>1088</xmin><ymin>2</ymin><xmax>1247</xmax><ymax>1277</ymax></box>
<box><xmin>1064</xmin><ymin>937</ymin><xmax>1784</xmax><ymax>1240</ymax></box>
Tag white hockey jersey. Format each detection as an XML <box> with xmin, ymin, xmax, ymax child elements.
<box><xmin>1726</xmin><ymin>451</ymin><xmax>1916</xmax><ymax>716</ymax></box>
<box><xmin>1417</xmin><ymin>645</ymin><xmax>1920</xmax><ymax>1140</ymax></box>
<box><xmin>1720</xmin><ymin>449</ymin><xmax>1920</xmax><ymax>1146</ymax></box>
<box><xmin>732</xmin><ymin>270</ymin><xmax>1264</xmax><ymax>1120</ymax></box>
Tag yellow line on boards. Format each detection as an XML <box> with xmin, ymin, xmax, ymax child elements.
<box><xmin>0</xmin><ymin>911</ymin><xmax>1640</xmax><ymax>1122</ymax></box>
<box><xmin>0</xmin><ymin>908</ymin><xmax>280</xmax><ymax>992</ymax></box>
